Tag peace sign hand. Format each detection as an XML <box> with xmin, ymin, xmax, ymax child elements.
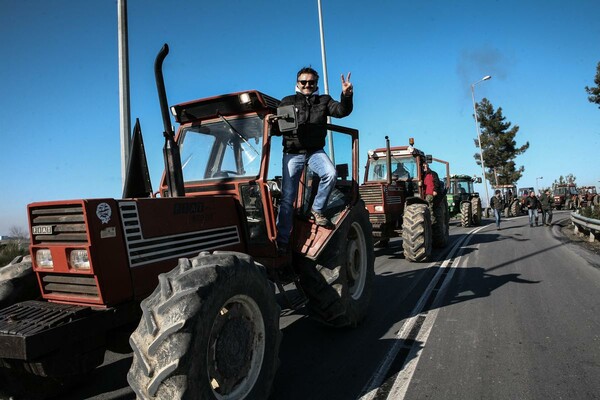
<box><xmin>341</xmin><ymin>72</ymin><xmax>353</xmax><ymax>96</ymax></box>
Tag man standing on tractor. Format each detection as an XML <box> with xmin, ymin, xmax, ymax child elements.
<box><xmin>423</xmin><ymin>162</ymin><xmax>440</xmax><ymax>210</ymax></box>
<box><xmin>274</xmin><ymin>67</ymin><xmax>354</xmax><ymax>254</ymax></box>
<box><xmin>539</xmin><ymin>189</ymin><xmax>554</xmax><ymax>226</ymax></box>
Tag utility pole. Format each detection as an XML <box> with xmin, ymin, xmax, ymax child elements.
<box><xmin>118</xmin><ymin>0</ymin><xmax>131</xmax><ymax>191</ymax></box>
<box><xmin>317</xmin><ymin>0</ymin><xmax>335</xmax><ymax>163</ymax></box>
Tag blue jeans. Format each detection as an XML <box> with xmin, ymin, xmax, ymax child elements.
<box><xmin>276</xmin><ymin>150</ymin><xmax>336</xmax><ymax>244</ymax></box>
<box><xmin>493</xmin><ymin>208</ymin><xmax>501</xmax><ymax>227</ymax></box>
<box><xmin>528</xmin><ymin>208</ymin><xmax>539</xmax><ymax>225</ymax></box>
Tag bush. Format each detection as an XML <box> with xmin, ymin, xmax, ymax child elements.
<box><xmin>0</xmin><ymin>242</ymin><xmax>29</xmax><ymax>267</ymax></box>
<box><xmin>580</xmin><ymin>206</ymin><xmax>600</xmax><ymax>220</ymax></box>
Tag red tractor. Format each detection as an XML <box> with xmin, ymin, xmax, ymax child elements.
<box><xmin>0</xmin><ymin>45</ymin><xmax>374</xmax><ymax>399</ymax></box>
<box><xmin>576</xmin><ymin>186</ymin><xmax>599</xmax><ymax>208</ymax></box>
<box><xmin>359</xmin><ymin>136</ymin><xmax>449</xmax><ymax>262</ymax></box>
<box><xmin>553</xmin><ymin>184</ymin><xmax>578</xmax><ymax>210</ymax></box>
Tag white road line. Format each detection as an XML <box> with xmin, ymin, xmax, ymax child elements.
<box><xmin>359</xmin><ymin>225</ymin><xmax>486</xmax><ymax>400</ymax></box>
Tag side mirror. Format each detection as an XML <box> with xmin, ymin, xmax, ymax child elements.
<box><xmin>274</xmin><ymin>105</ymin><xmax>297</xmax><ymax>132</ymax></box>
<box><xmin>426</xmin><ymin>154</ymin><xmax>433</xmax><ymax>164</ymax></box>
<box><xmin>475</xmin><ymin>177</ymin><xmax>482</xmax><ymax>183</ymax></box>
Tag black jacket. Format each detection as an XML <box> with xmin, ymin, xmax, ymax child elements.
<box><xmin>279</xmin><ymin>92</ymin><xmax>353</xmax><ymax>154</ymax></box>
<box><xmin>490</xmin><ymin>195</ymin><xmax>504</xmax><ymax>210</ymax></box>
<box><xmin>525</xmin><ymin>195</ymin><xmax>540</xmax><ymax>209</ymax></box>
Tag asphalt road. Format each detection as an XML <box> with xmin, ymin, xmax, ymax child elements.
<box><xmin>7</xmin><ymin>210</ymin><xmax>599</xmax><ymax>400</ymax></box>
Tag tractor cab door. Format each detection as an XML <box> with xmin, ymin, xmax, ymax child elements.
<box><xmin>294</xmin><ymin>125</ymin><xmax>359</xmax><ymax>259</ymax></box>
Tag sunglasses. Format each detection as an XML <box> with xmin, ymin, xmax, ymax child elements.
<box><xmin>298</xmin><ymin>80</ymin><xmax>316</xmax><ymax>86</ymax></box>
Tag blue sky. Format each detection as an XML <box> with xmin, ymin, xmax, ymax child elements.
<box><xmin>1</xmin><ymin>0</ymin><xmax>599</xmax><ymax>234</ymax></box>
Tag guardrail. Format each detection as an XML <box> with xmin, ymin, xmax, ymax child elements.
<box><xmin>571</xmin><ymin>211</ymin><xmax>600</xmax><ymax>242</ymax></box>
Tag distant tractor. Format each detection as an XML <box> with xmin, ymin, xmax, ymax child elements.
<box><xmin>359</xmin><ymin>137</ymin><xmax>449</xmax><ymax>262</ymax></box>
<box><xmin>517</xmin><ymin>187</ymin><xmax>535</xmax><ymax>213</ymax></box>
<box><xmin>553</xmin><ymin>184</ymin><xmax>578</xmax><ymax>210</ymax></box>
<box><xmin>494</xmin><ymin>184</ymin><xmax>520</xmax><ymax>217</ymax></box>
<box><xmin>446</xmin><ymin>174</ymin><xmax>483</xmax><ymax>227</ymax></box>
<box><xmin>576</xmin><ymin>186</ymin><xmax>599</xmax><ymax>208</ymax></box>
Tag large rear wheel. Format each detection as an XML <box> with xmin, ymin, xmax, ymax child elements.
<box><xmin>471</xmin><ymin>197</ymin><xmax>482</xmax><ymax>225</ymax></box>
<box><xmin>510</xmin><ymin>199</ymin><xmax>520</xmax><ymax>217</ymax></box>
<box><xmin>460</xmin><ymin>201</ymin><xmax>472</xmax><ymax>227</ymax></box>
<box><xmin>432</xmin><ymin>198</ymin><xmax>449</xmax><ymax>248</ymax></box>
<box><xmin>295</xmin><ymin>202</ymin><xmax>374</xmax><ymax>328</ymax></box>
<box><xmin>127</xmin><ymin>252</ymin><xmax>281</xmax><ymax>400</ymax></box>
<box><xmin>402</xmin><ymin>203</ymin><xmax>432</xmax><ymax>262</ymax></box>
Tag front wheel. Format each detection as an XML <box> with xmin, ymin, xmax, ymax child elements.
<box><xmin>296</xmin><ymin>202</ymin><xmax>375</xmax><ymax>328</ymax></box>
<box><xmin>128</xmin><ymin>252</ymin><xmax>281</xmax><ymax>400</ymax></box>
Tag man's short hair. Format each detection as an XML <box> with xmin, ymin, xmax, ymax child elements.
<box><xmin>495</xmin><ymin>190</ymin><xmax>501</xmax><ymax>194</ymax></box>
<box><xmin>297</xmin><ymin>67</ymin><xmax>319</xmax><ymax>80</ymax></box>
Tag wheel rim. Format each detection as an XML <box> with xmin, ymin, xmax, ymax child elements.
<box><xmin>346</xmin><ymin>222</ymin><xmax>368</xmax><ymax>300</ymax></box>
<box><xmin>208</xmin><ymin>294</ymin><xmax>266</xmax><ymax>399</ymax></box>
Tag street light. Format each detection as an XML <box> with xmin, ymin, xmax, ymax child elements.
<box><xmin>536</xmin><ymin>176</ymin><xmax>543</xmax><ymax>193</ymax></box>
<box><xmin>471</xmin><ymin>75</ymin><xmax>492</xmax><ymax>212</ymax></box>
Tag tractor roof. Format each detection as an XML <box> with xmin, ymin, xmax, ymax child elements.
<box><xmin>450</xmin><ymin>174</ymin><xmax>476</xmax><ymax>181</ymax></box>
<box><xmin>368</xmin><ymin>145</ymin><xmax>425</xmax><ymax>159</ymax></box>
<box><xmin>171</xmin><ymin>91</ymin><xmax>280</xmax><ymax>124</ymax></box>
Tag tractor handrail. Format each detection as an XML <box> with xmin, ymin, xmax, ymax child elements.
<box><xmin>570</xmin><ymin>211</ymin><xmax>600</xmax><ymax>242</ymax></box>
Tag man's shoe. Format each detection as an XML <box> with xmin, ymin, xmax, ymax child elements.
<box><xmin>276</xmin><ymin>242</ymin><xmax>288</xmax><ymax>256</ymax></box>
<box><xmin>312</xmin><ymin>210</ymin><xmax>334</xmax><ymax>228</ymax></box>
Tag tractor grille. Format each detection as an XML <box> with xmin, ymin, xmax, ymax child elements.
<box><xmin>359</xmin><ymin>186</ymin><xmax>383</xmax><ymax>205</ymax></box>
<box><xmin>39</xmin><ymin>273</ymin><xmax>99</xmax><ymax>299</ymax></box>
<box><xmin>30</xmin><ymin>205</ymin><xmax>87</xmax><ymax>243</ymax></box>
<box><xmin>369</xmin><ymin>214</ymin><xmax>387</xmax><ymax>225</ymax></box>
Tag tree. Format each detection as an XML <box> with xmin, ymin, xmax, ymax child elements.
<box><xmin>585</xmin><ymin>61</ymin><xmax>600</xmax><ymax>108</ymax></box>
<box><xmin>473</xmin><ymin>98</ymin><xmax>529</xmax><ymax>185</ymax></box>
<box><xmin>0</xmin><ymin>226</ymin><xmax>29</xmax><ymax>266</ymax></box>
<box><xmin>552</xmin><ymin>174</ymin><xmax>577</xmax><ymax>189</ymax></box>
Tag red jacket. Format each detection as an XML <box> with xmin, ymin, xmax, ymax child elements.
<box><xmin>424</xmin><ymin>172</ymin><xmax>435</xmax><ymax>196</ymax></box>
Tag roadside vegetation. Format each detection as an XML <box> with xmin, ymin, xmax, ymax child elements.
<box><xmin>580</xmin><ymin>206</ymin><xmax>600</xmax><ymax>220</ymax></box>
<box><xmin>0</xmin><ymin>226</ymin><xmax>29</xmax><ymax>266</ymax></box>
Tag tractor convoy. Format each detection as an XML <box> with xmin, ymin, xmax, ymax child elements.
<box><xmin>2</xmin><ymin>43</ymin><xmax>597</xmax><ymax>399</ymax></box>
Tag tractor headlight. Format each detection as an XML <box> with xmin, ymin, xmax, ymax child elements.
<box><xmin>70</xmin><ymin>249</ymin><xmax>90</xmax><ymax>270</ymax></box>
<box><xmin>375</xmin><ymin>205</ymin><xmax>384</xmax><ymax>212</ymax></box>
<box><xmin>36</xmin><ymin>249</ymin><xmax>53</xmax><ymax>268</ymax></box>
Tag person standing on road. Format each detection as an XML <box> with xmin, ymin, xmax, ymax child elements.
<box><xmin>539</xmin><ymin>189</ymin><xmax>554</xmax><ymax>226</ymax></box>
<box><xmin>526</xmin><ymin>191</ymin><xmax>540</xmax><ymax>227</ymax></box>
<box><xmin>274</xmin><ymin>66</ymin><xmax>353</xmax><ymax>254</ymax></box>
<box><xmin>490</xmin><ymin>189</ymin><xmax>504</xmax><ymax>230</ymax></box>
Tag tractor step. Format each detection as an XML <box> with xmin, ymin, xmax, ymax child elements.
<box><xmin>275</xmin><ymin>274</ymin><xmax>308</xmax><ymax>311</ymax></box>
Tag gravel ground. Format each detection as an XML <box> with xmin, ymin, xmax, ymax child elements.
<box><xmin>559</xmin><ymin>219</ymin><xmax>600</xmax><ymax>257</ymax></box>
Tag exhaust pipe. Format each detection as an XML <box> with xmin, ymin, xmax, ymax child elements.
<box><xmin>385</xmin><ymin>135</ymin><xmax>392</xmax><ymax>185</ymax></box>
<box><xmin>155</xmin><ymin>44</ymin><xmax>185</xmax><ymax>197</ymax></box>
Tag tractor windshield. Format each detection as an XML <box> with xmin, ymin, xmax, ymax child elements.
<box><xmin>366</xmin><ymin>156</ymin><xmax>416</xmax><ymax>182</ymax></box>
<box><xmin>178</xmin><ymin>115</ymin><xmax>263</xmax><ymax>182</ymax></box>
<box><xmin>451</xmin><ymin>180</ymin><xmax>475</xmax><ymax>194</ymax></box>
